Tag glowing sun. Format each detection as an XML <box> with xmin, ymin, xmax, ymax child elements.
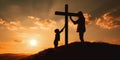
<box><xmin>29</xmin><ymin>39</ymin><xmax>37</xmax><ymax>46</ymax></box>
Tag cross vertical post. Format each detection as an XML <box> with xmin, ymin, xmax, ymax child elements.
<box><xmin>65</xmin><ymin>4</ymin><xmax>68</xmax><ymax>46</ymax></box>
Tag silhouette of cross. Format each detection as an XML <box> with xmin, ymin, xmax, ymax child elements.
<box><xmin>55</xmin><ymin>4</ymin><xmax>78</xmax><ymax>46</ymax></box>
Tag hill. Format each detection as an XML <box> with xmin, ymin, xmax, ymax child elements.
<box><xmin>21</xmin><ymin>42</ymin><xmax>120</xmax><ymax>60</ymax></box>
<box><xmin>0</xmin><ymin>53</ymin><xmax>30</xmax><ymax>60</ymax></box>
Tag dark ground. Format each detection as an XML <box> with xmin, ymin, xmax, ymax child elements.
<box><xmin>0</xmin><ymin>53</ymin><xmax>29</xmax><ymax>60</ymax></box>
<box><xmin>21</xmin><ymin>42</ymin><xmax>120</xmax><ymax>60</ymax></box>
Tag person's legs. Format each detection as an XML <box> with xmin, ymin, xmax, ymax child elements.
<box><xmin>54</xmin><ymin>40</ymin><xmax>58</xmax><ymax>48</ymax></box>
<box><xmin>79</xmin><ymin>32</ymin><xmax>84</xmax><ymax>44</ymax></box>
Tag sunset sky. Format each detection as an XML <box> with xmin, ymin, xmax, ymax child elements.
<box><xmin>0</xmin><ymin>0</ymin><xmax>120</xmax><ymax>54</ymax></box>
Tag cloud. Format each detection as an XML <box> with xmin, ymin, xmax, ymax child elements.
<box><xmin>0</xmin><ymin>18</ymin><xmax>25</xmax><ymax>31</ymax></box>
<box><xmin>0</xmin><ymin>16</ymin><xmax>57</xmax><ymax>32</ymax></box>
<box><xmin>28</xmin><ymin>16</ymin><xmax>56</xmax><ymax>30</ymax></box>
<box><xmin>96</xmin><ymin>9</ymin><xmax>120</xmax><ymax>29</ymax></box>
<box><xmin>0</xmin><ymin>18</ymin><xmax>5</xmax><ymax>24</ymax></box>
<box><xmin>84</xmin><ymin>13</ymin><xmax>93</xmax><ymax>25</ymax></box>
<box><xmin>4</xmin><ymin>21</ymin><xmax>22</xmax><ymax>31</ymax></box>
<box><xmin>14</xmin><ymin>40</ymin><xmax>22</xmax><ymax>43</ymax></box>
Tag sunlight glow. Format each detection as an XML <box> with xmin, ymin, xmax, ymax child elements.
<box><xmin>29</xmin><ymin>39</ymin><xmax>37</xmax><ymax>46</ymax></box>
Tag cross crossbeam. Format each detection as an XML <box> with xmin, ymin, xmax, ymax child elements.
<box><xmin>55</xmin><ymin>11</ymin><xmax>78</xmax><ymax>16</ymax></box>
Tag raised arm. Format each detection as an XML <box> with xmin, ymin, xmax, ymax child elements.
<box><xmin>70</xmin><ymin>16</ymin><xmax>77</xmax><ymax>24</ymax></box>
<box><xmin>60</xmin><ymin>26</ymin><xmax>65</xmax><ymax>33</ymax></box>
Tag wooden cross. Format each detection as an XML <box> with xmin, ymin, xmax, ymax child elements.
<box><xmin>55</xmin><ymin>4</ymin><xmax>78</xmax><ymax>46</ymax></box>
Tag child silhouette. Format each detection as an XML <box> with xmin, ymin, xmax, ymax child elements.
<box><xmin>54</xmin><ymin>26</ymin><xmax>64</xmax><ymax>48</ymax></box>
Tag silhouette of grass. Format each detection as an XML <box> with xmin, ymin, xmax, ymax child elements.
<box><xmin>21</xmin><ymin>42</ymin><xmax>120</xmax><ymax>60</ymax></box>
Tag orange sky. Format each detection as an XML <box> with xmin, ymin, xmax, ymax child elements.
<box><xmin>0</xmin><ymin>0</ymin><xmax>120</xmax><ymax>54</ymax></box>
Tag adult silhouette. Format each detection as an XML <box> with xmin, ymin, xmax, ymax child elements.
<box><xmin>54</xmin><ymin>26</ymin><xmax>64</xmax><ymax>48</ymax></box>
<box><xmin>70</xmin><ymin>11</ymin><xmax>86</xmax><ymax>44</ymax></box>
